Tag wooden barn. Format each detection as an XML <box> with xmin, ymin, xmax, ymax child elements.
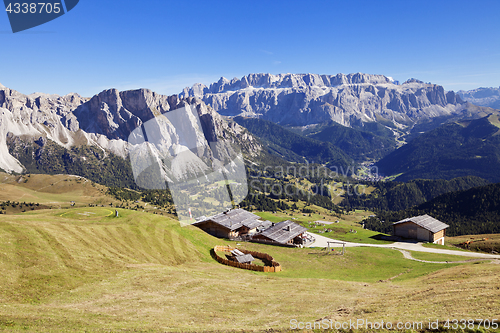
<box><xmin>392</xmin><ymin>214</ymin><xmax>449</xmax><ymax>245</ymax></box>
<box><xmin>252</xmin><ymin>220</ymin><xmax>308</xmax><ymax>246</ymax></box>
<box><xmin>192</xmin><ymin>208</ymin><xmax>267</xmax><ymax>239</ymax></box>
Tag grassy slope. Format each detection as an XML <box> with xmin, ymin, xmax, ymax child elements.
<box><xmin>240</xmin><ymin>243</ymin><xmax>460</xmax><ymax>282</ymax></box>
<box><xmin>255</xmin><ymin>210</ymin><xmax>392</xmax><ymax>244</ymax></box>
<box><xmin>0</xmin><ymin>207</ymin><xmax>498</xmax><ymax>332</ymax></box>
<box><xmin>0</xmin><ymin>172</ymin><xmax>176</xmax><ymax>217</ymax></box>
<box><xmin>442</xmin><ymin>233</ymin><xmax>500</xmax><ymax>253</ymax></box>
<box><xmin>409</xmin><ymin>251</ymin><xmax>484</xmax><ymax>262</ymax></box>
<box><xmin>0</xmin><ymin>173</ymin><xmax>110</xmax><ymax>207</ymax></box>
<box><xmin>0</xmin><ymin>176</ymin><xmax>499</xmax><ymax>332</ymax></box>
<box><xmin>0</xmin><ymin>208</ymin><xmax>217</xmax><ymax>301</ymax></box>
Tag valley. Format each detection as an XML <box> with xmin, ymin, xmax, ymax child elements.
<box><xmin>4</xmin><ymin>0</ymin><xmax>500</xmax><ymax>330</ymax></box>
<box><xmin>1</xmin><ymin>74</ymin><xmax>500</xmax><ymax>332</ymax></box>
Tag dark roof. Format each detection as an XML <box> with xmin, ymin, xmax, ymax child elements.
<box><xmin>258</xmin><ymin>220</ymin><xmax>307</xmax><ymax>244</ymax></box>
<box><xmin>231</xmin><ymin>249</ymin><xmax>245</xmax><ymax>256</ymax></box>
<box><xmin>393</xmin><ymin>214</ymin><xmax>449</xmax><ymax>233</ymax></box>
<box><xmin>193</xmin><ymin>208</ymin><xmax>261</xmax><ymax>231</ymax></box>
<box><xmin>241</xmin><ymin>217</ymin><xmax>264</xmax><ymax>230</ymax></box>
<box><xmin>233</xmin><ymin>254</ymin><xmax>255</xmax><ymax>264</ymax></box>
<box><xmin>256</xmin><ymin>220</ymin><xmax>273</xmax><ymax>231</ymax></box>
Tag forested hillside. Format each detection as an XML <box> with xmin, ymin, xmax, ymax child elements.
<box><xmin>8</xmin><ymin>136</ymin><xmax>137</xmax><ymax>189</ymax></box>
<box><xmin>363</xmin><ymin>182</ymin><xmax>500</xmax><ymax>236</ymax></box>
<box><xmin>233</xmin><ymin>117</ymin><xmax>356</xmax><ymax>172</ymax></box>
<box><xmin>308</xmin><ymin>121</ymin><xmax>397</xmax><ymax>161</ymax></box>
<box><xmin>377</xmin><ymin>114</ymin><xmax>500</xmax><ymax>182</ymax></box>
<box><xmin>341</xmin><ymin>176</ymin><xmax>488</xmax><ymax>211</ymax></box>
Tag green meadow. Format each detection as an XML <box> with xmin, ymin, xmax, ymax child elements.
<box><xmin>0</xmin><ymin>207</ymin><xmax>498</xmax><ymax>332</ymax></box>
<box><xmin>0</xmin><ymin>174</ymin><xmax>498</xmax><ymax>332</ymax></box>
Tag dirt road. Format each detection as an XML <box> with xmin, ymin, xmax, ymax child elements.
<box><xmin>306</xmin><ymin>232</ymin><xmax>500</xmax><ymax>259</ymax></box>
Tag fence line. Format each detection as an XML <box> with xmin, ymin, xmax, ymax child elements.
<box><xmin>213</xmin><ymin>246</ymin><xmax>282</xmax><ymax>272</ymax></box>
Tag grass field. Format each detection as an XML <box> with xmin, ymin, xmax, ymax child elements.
<box><xmin>237</xmin><ymin>243</ymin><xmax>460</xmax><ymax>282</ymax></box>
<box><xmin>1</xmin><ymin>175</ymin><xmax>499</xmax><ymax>332</ymax></box>
<box><xmin>304</xmin><ymin>222</ymin><xmax>392</xmax><ymax>244</ymax></box>
<box><xmin>423</xmin><ymin>234</ymin><xmax>500</xmax><ymax>254</ymax></box>
<box><xmin>0</xmin><ymin>206</ymin><xmax>499</xmax><ymax>332</ymax></box>
<box><xmin>0</xmin><ymin>173</ymin><xmax>177</xmax><ymax>218</ymax></box>
<box><xmin>0</xmin><ymin>173</ymin><xmax>112</xmax><ymax>208</ymax></box>
<box><xmin>447</xmin><ymin>234</ymin><xmax>500</xmax><ymax>253</ymax></box>
<box><xmin>408</xmin><ymin>251</ymin><xmax>485</xmax><ymax>262</ymax></box>
<box><xmin>255</xmin><ymin>210</ymin><xmax>390</xmax><ymax>244</ymax></box>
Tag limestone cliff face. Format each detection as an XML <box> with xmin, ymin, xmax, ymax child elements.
<box><xmin>0</xmin><ymin>84</ymin><xmax>261</xmax><ymax>173</ymax></box>
<box><xmin>181</xmin><ymin>73</ymin><xmax>467</xmax><ymax>128</ymax></box>
<box><xmin>458</xmin><ymin>87</ymin><xmax>500</xmax><ymax>109</ymax></box>
<box><xmin>0</xmin><ymin>86</ymin><xmax>87</xmax><ymax>172</ymax></box>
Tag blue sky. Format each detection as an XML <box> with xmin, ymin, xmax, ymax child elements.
<box><xmin>1</xmin><ymin>0</ymin><xmax>500</xmax><ymax>97</ymax></box>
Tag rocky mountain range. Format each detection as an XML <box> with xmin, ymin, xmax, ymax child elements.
<box><xmin>0</xmin><ymin>83</ymin><xmax>261</xmax><ymax>181</ymax></box>
<box><xmin>458</xmin><ymin>86</ymin><xmax>500</xmax><ymax>109</ymax></box>
<box><xmin>180</xmin><ymin>73</ymin><xmax>484</xmax><ymax>130</ymax></box>
<box><xmin>1</xmin><ymin>73</ymin><xmax>498</xmax><ymax>184</ymax></box>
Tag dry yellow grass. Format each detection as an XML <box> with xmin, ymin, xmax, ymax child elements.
<box><xmin>0</xmin><ymin>176</ymin><xmax>499</xmax><ymax>332</ymax></box>
<box><xmin>0</xmin><ymin>207</ymin><xmax>498</xmax><ymax>332</ymax></box>
<box><xmin>0</xmin><ymin>173</ymin><xmax>110</xmax><ymax>207</ymax></box>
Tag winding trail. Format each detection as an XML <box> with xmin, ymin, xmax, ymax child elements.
<box><xmin>396</xmin><ymin>249</ymin><xmax>493</xmax><ymax>264</ymax></box>
<box><xmin>306</xmin><ymin>232</ymin><xmax>500</xmax><ymax>260</ymax></box>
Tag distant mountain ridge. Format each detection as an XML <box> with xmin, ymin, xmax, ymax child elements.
<box><xmin>306</xmin><ymin>121</ymin><xmax>397</xmax><ymax>161</ymax></box>
<box><xmin>234</xmin><ymin>116</ymin><xmax>398</xmax><ymax>163</ymax></box>
<box><xmin>2</xmin><ymin>76</ymin><xmax>499</xmax><ymax>186</ymax></box>
<box><xmin>184</xmin><ymin>73</ymin><xmax>394</xmax><ymax>94</ymax></box>
<box><xmin>181</xmin><ymin>73</ymin><xmax>483</xmax><ymax>129</ymax></box>
<box><xmin>458</xmin><ymin>86</ymin><xmax>500</xmax><ymax>109</ymax></box>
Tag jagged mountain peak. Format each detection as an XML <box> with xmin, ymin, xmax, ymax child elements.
<box><xmin>180</xmin><ymin>72</ymin><xmax>475</xmax><ymax>128</ymax></box>
<box><xmin>76</xmin><ymin>87</ymin><xmax>224</xmax><ymax>141</ymax></box>
<box><xmin>458</xmin><ymin>86</ymin><xmax>500</xmax><ymax>109</ymax></box>
<box><xmin>0</xmin><ymin>84</ymin><xmax>88</xmax><ymax>109</ymax></box>
<box><xmin>182</xmin><ymin>72</ymin><xmax>396</xmax><ymax>98</ymax></box>
<box><xmin>0</xmin><ymin>83</ymin><xmax>261</xmax><ymax>174</ymax></box>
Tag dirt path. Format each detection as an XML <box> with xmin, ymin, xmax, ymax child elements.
<box><xmin>396</xmin><ymin>249</ymin><xmax>491</xmax><ymax>264</ymax></box>
<box><xmin>305</xmin><ymin>232</ymin><xmax>500</xmax><ymax>259</ymax></box>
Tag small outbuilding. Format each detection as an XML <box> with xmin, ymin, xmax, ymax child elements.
<box><xmin>392</xmin><ymin>214</ymin><xmax>449</xmax><ymax>245</ymax></box>
<box><xmin>229</xmin><ymin>249</ymin><xmax>255</xmax><ymax>264</ymax></box>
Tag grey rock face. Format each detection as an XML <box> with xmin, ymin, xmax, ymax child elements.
<box><xmin>181</xmin><ymin>73</ymin><xmax>467</xmax><ymax>128</ymax></box>
<box><xmin>0</xmin><ymin>86</ymin><xmax>88</xmax><ymax>172</ymax></box>
<box><xmin>458</xmin><ymin>87</ymin><xmax>500</xmax><ymax>109</ymax></box>
<box><xmin>0</xmin><ymin>84</ymin><xmax>261</xmax><ymax>173</ymax></box>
